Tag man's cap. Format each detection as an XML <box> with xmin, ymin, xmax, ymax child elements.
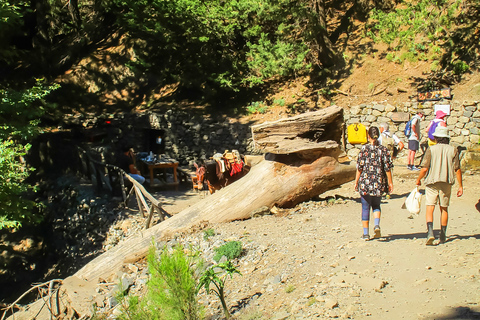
<box><xmin>435</xmin><ymin>110</ymin><xmax>447</xmax><ymax>119</ymax></box>
<box><xmin>433</xmin><ymin>126</ymin><xmax>450</xmax><ymax>138</ymax></box>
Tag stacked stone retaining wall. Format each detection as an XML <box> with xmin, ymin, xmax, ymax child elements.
<box><xmin>343</xmin><ymin>100</ymin><xmax>480</xmax><ymax>166</ymax></box>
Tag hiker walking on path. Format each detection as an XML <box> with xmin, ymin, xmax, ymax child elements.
<box><xmin>354</xmin><ymin>126</ymin><xmax>394</xmax><ymax>241</ymax></box>
<box><xmin>415</xmin><ymin>126</ymin><xmax>463</xmax><ymax>245</ymax></box>
<box><xmin>425</xmin><ymin>110</ymin><xmax>447</xmax><ymax>146</ymax></box>
<box><xmin>378</xmin><ymin>122</ymin><xmax>404</xmax><ymax>159</ymax></box>
<box><xmin>407</xmin><ymin>112</ymin><xmax>424</xmax><ymax>171</ymax></box>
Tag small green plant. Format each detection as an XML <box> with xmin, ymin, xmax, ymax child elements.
<box><xmin>213</xmin><ymin>241</ymin><xmax>243</xmax><ymax>262</ymax></box>
<box><xmin>386</xmin><ymin>53</ymin><xmax>395</xmax><ymax>62</ymax></box>
<box><xmin>203</xmin><ymin>228</ymin><xmax>215</xmax><ymax>240</ymax></box>
<box><xmin>307</xmin><ymin>297</ymin><xmax>317</xmax><ymax>306</ymax></box>
<box><xmin>246</xmin><ymin>101</ymin><xmax>269</xmax><ymax>114</ymax></box>
<box><xmin>452</xmin><ymin>60</ymin><xmax>469</xmax><ymax>75</ymax></box>
<box><xmin>285</xmin><ymin>284</ymin><xmax>296</xmax><ymax>293</ymax></box>
<box><xmin>198</xmin><ymin>261</ymin><xmax>241</xmax><ymax>319</ymax></box>
<box><xmin>118</xmin><ymin>244</ymin><xmax>204</xmax><ymax>320</ymax></box>
<box><xmin>273</xmin><ymin>98</ymin><xmax>285</xmax><ymax>106</ymax></box>
<box><xmin>368</xmin><ymin>83</ymin><xmax>375</xmax><ymax>92</ymax></box>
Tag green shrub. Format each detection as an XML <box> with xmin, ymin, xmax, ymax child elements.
<box><xmin>273</xmin><ymin>98</ymin><xmax>285</xmax><ymax>106</ymax></box>
<box><xmin>203</xmin><ymin>228</ymin><xmax>215</xmax><ymax>240</ymax></box>
<box><xmin>118</xmin><ymin>244</ymin><xmax>204</xmax><ymax>320</ymax></box>
<box><xmin>452</xmin><ymin>60</ymin><xmax>469</xmax><ymax>75</ymax></box>
<box><xmin>246</xmin><ymin>101</ymin><xmax>268</xmax><ymax>114</ymax></box>
<box><xmin>213</xmin><ymin>241</ymin><xmax>242</xmax><ymax>262</ymax></box>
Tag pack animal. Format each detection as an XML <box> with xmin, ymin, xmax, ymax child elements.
<box><xmin>194</xmin><ymin>151</ymin><xmax>248</xmax><ymax>194</ymax></box>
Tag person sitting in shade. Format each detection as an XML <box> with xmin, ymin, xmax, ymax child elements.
<box><xmin>118</xmin><ymin>146</ymin><xmax>145</xmax><ymax>184</ymax></box>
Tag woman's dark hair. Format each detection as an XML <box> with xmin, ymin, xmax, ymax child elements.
<box><xmin>368</xmin><ymin>126</ymin><xmax>380</xmax><ymax>141</ymax></box>
<box><xmin>436</xmin><ymin>137</ymin><xmax>450</xmax><ymax>144</ymax></box>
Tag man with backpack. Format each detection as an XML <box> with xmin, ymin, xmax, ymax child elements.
<box><xmin>425</xmin><ymin>110</ymin><xmax>447</xmax><ymax>146</ymax></box>
<box><xmin>378</xmin><ymin>123</ymin><xmax>404</xmax><ymax>159</ymax></box>
<box><xmin>406</xmin><ymin>112</ymin><xmax>424</xmax><ymax>171</ymax></box>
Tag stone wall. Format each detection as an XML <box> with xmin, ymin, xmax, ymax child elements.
<box><xmin>59</xmin><ymin>109</ymin><xmax>255</xmax><ymax>168</ymax></box>
<box><xmin>343</xmin><ymin>100</ymin><xmax>480</xmax><ymax>163</ymax></box>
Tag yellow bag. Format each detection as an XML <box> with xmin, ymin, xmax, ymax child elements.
<box><xmin>347</xmin><ymin>123</ymin><xmax>367</xmax><ymax>144</ymax></box>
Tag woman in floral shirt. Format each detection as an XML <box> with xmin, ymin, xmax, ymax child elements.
<box><xmin>354</xmin><ymin>126</ymin><xmax>393</xmax><ymax>240</ymax></box>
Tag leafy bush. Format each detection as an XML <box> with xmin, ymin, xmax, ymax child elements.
<box><xmin>119</xmin><ymin>244</ymin><xmax>204</xmax><ymax>320</ymax></box>
<box><xmin>452</xmin><ymin>60</ymin><xmax>469</xmax><ymax>75</ymax></box>
<box><xmin>0</xmin><ymin>79</ymin><xmax>59</xmax><ymax>229</ymax></box>
<box><xmin>213</xmin><ymin>241</ymin><xmax>243</xmax><ymax>262</ymax></box>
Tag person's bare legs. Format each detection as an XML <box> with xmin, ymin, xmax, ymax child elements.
<box><xmin>408</xmin><ymin>149</ymin><xmax>416</xmax><ymax>167</ymax></box>
<box><xmin>425</xmin><ymin>204</ymin><xmax>435</xmax><ymax>245</ymax></box>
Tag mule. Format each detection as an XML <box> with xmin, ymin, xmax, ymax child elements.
<box><xmin>194</xmin><ymin>151</ymin><xmax>248</xmax><ymax>194</ymax></box>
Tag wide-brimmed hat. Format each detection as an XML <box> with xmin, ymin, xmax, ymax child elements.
<box><xmin>435</xmin><ymin>110</ymin><xmax>447</xmax><ymax>119</ymax></box>
<box><xmin>433</xmin><ymin>126</ymin><xmax>450</xmax><ymax>138</ymax></box>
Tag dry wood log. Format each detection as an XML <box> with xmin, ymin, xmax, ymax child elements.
<box><xmin>251</xmin><ymin>106</ymin><xmax>344</xmax><ymax>157</ymax></box>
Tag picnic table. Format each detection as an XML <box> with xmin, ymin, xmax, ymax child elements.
<box><xmin>140</xmin><ymin>155</ymin><xmax>179</xmax><ymax>188</ymax></box>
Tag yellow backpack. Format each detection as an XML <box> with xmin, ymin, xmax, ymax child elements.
<box><xmin>347</xmin><ymin>123</ymin><xmax>367</xmax><ymax>144</ymax></box>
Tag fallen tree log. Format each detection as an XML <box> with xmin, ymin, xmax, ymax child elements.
<box><xmin>251</xmin><ymin>105</ymin><xmax>345</xmax><ymax>158</ymax></box>
<box><xmin>9</xmin><ymin>106</ymin><xmax>356</xmax><ymax>318</ymax></box>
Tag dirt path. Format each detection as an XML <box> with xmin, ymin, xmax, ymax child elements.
<box><xmin>150</xmin><ymin>163</ymin><xmax>480</xmax><ymax>319</ymax></box>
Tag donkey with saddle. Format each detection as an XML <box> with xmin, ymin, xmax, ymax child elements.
<box><xmin>193</xmin><ymin>150</ymin><xmax>249</xmax><ymax>194</ymax></box>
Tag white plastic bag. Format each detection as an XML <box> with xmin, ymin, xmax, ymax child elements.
<box><xmin>404</xmin><ymin>187</ymin><xmax>422</xmax><ymax>214</ymax></box>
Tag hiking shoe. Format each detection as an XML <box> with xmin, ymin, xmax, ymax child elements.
<box><xmin>407</xmin><ymin>165</ymin><xmax>413</xmax><ymax>170</ymax></box>
<box><xmin>411</xmin><ymin>166</ymin><xmax>421</xmax><ymax>171</ymax></box>
<box><xmin>362</xmin><ymin>234</ymin><xmax>370</xmax><ymax>241</ymax></box>
<box><xmin>426</xmin><ymin>230</ymin><xmax>435</xmax><ymax>246</ymax></box>
<box><xmin>439</xmin><ymin>230</ymin><xmax>447</xmax><ymax>244</ymax></box>
<box><xmin>373</xmin><ymin>226</ymin><xmax>381</xmax><ymax>239</ymax></box>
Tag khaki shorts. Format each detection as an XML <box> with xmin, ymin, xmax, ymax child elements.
<box><xmin>425</xmin><ymin>182</ymin><xmax>452</xmax><ymax>207</ymax></box>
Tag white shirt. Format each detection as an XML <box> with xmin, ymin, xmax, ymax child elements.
<box><xmin>378</xmin><ymin>131</ymin><xmax>401</xmax><ymax>146</ymax></box>
<box><xmin>409</xmin><ymin>115</ymin><xmax>421</xmax><ymax>141</ymax></box>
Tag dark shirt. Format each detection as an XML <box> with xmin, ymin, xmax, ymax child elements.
<box><xmin>118</xmin><ymin>153</ymin><xmax>133</xmax><ymax>173</ymax></box>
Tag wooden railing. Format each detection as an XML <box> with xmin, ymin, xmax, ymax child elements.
<box><xmin>76</xmin><ymin>147</ymin><xmax>169</xmax><ymax>228</ymax></box>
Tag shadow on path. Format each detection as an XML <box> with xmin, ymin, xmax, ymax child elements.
<box><xmin>381</xmin><ymin>232</ymin><xmax>480</xmax><ymax>243</ymax></box>
<box><xmin>426</xmin><ymin>306</ymin><xmax>480</xmax><ymax>320</ymax></box>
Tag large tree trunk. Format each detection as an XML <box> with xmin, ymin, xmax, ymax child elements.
<box><xmin>311</xmin><ymin>0</ymin><xmax>337</xmax><ymax>67</ymax></box>
<box><xmin>8</xmin><ymin>106</ymin><xmax>355</xmax><ymax>318</ymax></box>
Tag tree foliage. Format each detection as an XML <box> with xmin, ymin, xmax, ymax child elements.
<box><xmin>112</xmin><ymin>0</ymin><xmax>316</xmax><ymax>91</ymax></box>
<box><xmin>0</xmin><ymin>79</ymin><xmax>59</xmax><ymax>229</ymax></box>
<box><xmin>364</xmin><ymin>0</ymin><xmax>478</xmax><ymax>72</ymax></box>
